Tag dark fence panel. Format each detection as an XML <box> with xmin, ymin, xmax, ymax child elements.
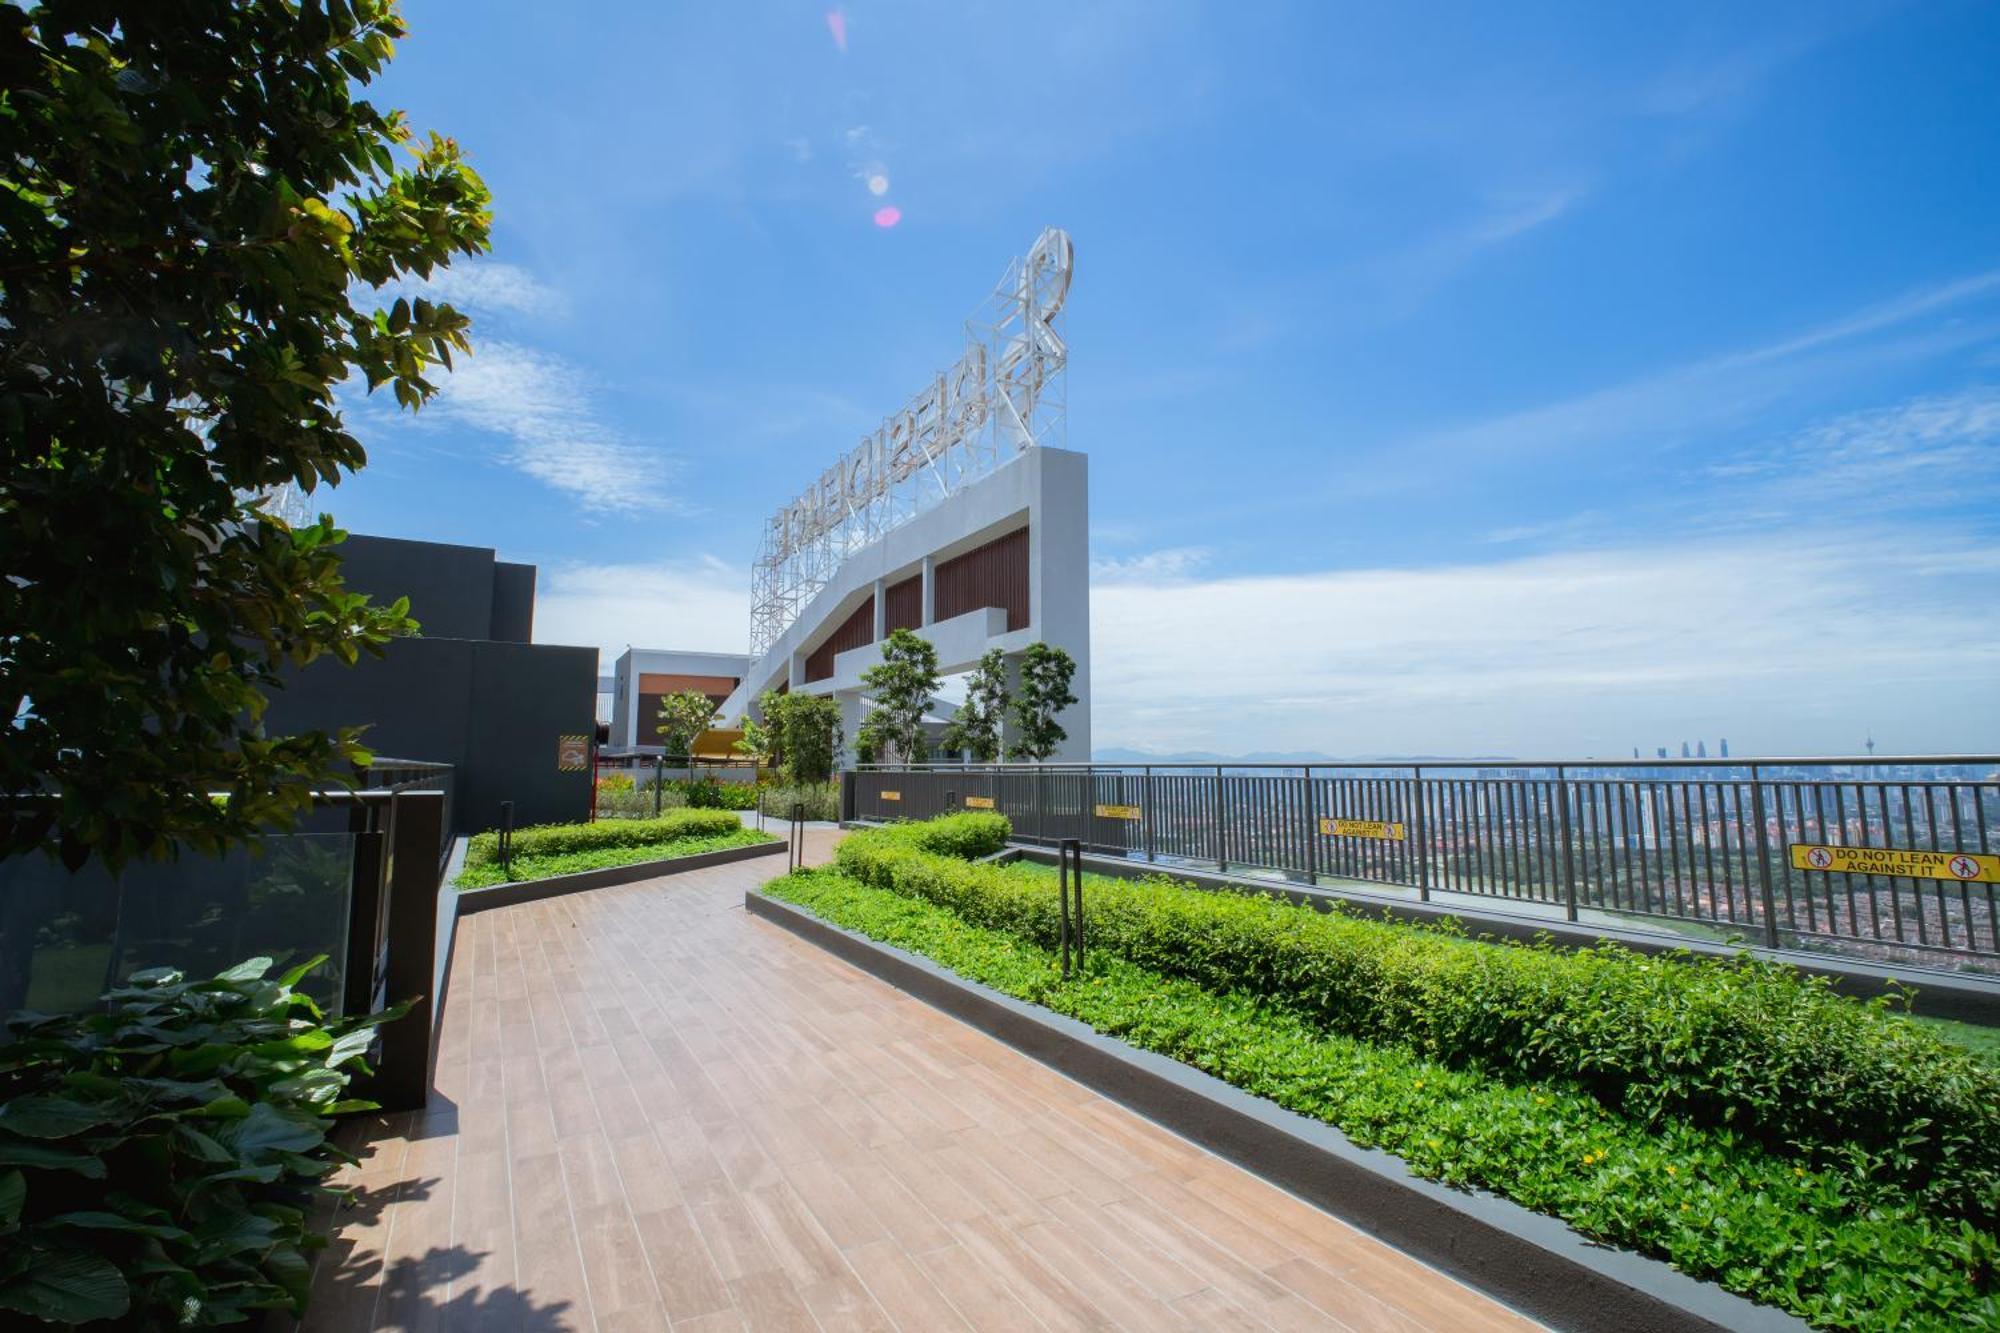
<box><xmin>848</xmin><ymin>759</ymin><xmax>2000</xmax><ymax>967</ymax></box>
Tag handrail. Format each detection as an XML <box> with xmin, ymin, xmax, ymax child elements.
<box><xmin>854</xmin><ymin>754</ymin><xmax>2000</xmax><ymax>772</ymax></box>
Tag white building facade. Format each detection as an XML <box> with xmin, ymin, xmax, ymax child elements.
<box><xmin>719</xmin><ymin>446</ymin><xmax>1090</xmax><ymax>763</ymax></box>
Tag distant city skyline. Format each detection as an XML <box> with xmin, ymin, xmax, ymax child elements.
<box><xmin>329</xmin><ymin>2</ymin><xmax>2000</xmax><ymax>757</ymax></box>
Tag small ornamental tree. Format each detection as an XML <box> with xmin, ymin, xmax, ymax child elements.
<box><xmin>1007</xmin><ymin>642</ymin><xmax>1078</xmax><ymax>761</ymax></box>
<box><xmin>940</xmin><ymin>648</ymin><xmax>1009</xmax><ymax>762</ymax></box>
<box><xmin>733</xmin><ymin>714</ymin><xmax>774</xmax><ymax>768</ymax></box>
<box><xmin>770</xmin><ymin>692</ymin><xmax>842</xmax><ymax>784</ymax></box>
<box><xmin>655</xmin><ymin>690</ymin><xmax>718</xmax><ymax>760</ymax></box>
<box><xmin>0</xmin><ymin>0</ymin><xmax>491</xmax><ymax>869</ymax></box>
<box><xmin>859</xmin><ymin>628</ymin><xmax>940</xmax><ymax>765</ymax></box>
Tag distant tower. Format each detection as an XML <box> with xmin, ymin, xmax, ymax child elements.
<box><xmin>1681</xmin><ymin>741</ymin><xmax>1691</xmax><ymax>759</ymax></box>
<box><xmin>1720</xmin><ymin>738</ymin><xmax>1729</xmax><ymax>759</ymax></box>
<box><xmin>1633</xmin><ymin>747</ymin><xmax>1640</xmax><ymax>760</ymax></box>
<box><xmin>1696</xmin><ymin>740</ymin><xmax>1708</xmax><ymax>759</ymax></box>
<box><xmin>1656</xmin><ymin>747</ymin><xmax>1668</xmax><ymax>760</ymax></box>
<box><xmin>1866</xmin><ymin>732</ymin><xmax>1876</xmax><ymax>757</ymax></box>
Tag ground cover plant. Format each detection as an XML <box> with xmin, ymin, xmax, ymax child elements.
<box><xmin>836</xmin><ymin>816</ymin><xmax>2000</xmax><ymax>1226</ymax></box>
<box><xmin>457</xmin><ymin>810</ymin><xmax>770</xmax><ymax>888</ymax></box>
<box><xmin>0</xmin><ymin>957</ymin><xmax>400</xmax><ymax>1326</ymax></box>
<box><xmin>761</xmin><ymin>814</ymin><xmax>2000</xmax><ymax>1331</ymax></box>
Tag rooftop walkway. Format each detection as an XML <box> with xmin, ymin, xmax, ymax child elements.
<box><xmin>304</xmin><ymin>828</ymin><xmax>1537</xmax><ymax>1331</ymax></box>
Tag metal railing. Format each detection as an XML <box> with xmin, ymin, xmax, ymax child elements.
<box><xmin>845</xmin><ymin>757</ymin><xmax>2000</xmax><ymax>966</ymax></box>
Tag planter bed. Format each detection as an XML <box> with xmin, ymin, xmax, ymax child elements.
<box><xmin>756</xmin><ymin>814</ymin><xmax>1999</xmax><ymax>1333</ymax></box>
<box><xmin>455</xmin><ymin>817</ymin><xmax>781</xmax><ymax>913</ymax></box>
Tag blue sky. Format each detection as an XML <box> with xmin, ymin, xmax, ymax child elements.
<box><xmin>333</xmin><ymin>1</ymin><xmax>2000</xmax><ymax>758</ymax></box>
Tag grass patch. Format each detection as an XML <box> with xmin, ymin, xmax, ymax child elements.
<box><xmin>1908</xmin><ymin>1014</ymin><xmax>2000</xmax><ymax>1063</ymax></box>
<box><xmin>455</xmin><ymin>828</ymin><xmax>774</xmax><ymax>888</ymax></box>
<box><xmin>764</xmin><ymin>866</ymin><xmax>1998</xmax><ymax>1332</ymax></box>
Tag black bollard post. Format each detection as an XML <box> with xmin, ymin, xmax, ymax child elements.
<box><xmin>499</xmin><ymin>800</ymin><xmax>515</xmax><ymax>879</ymax></box>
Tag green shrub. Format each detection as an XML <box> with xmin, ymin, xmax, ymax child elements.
<box><xmin>0</xmin><ymin>957</ymin><xmax>399</xmax><ymax>1326</ymax></box>
<box><xmin>755</xmin><ymin>781</ymin><xmax>840</xmax><ymax>822</ymax></box>
<box><xmin>596</xmin><ymin>772</ymin><xmax>635</xmax><ymax>795</ymax></box>
<box><xmin>764</xmin><ymin>868</ymin><xmax>1999</xmax><ymax>1332</ymax></box>
<box><xmin>454</xmin><ymin>827</ymin><xmax>775</xmax><ymax>888</ymax></box>
<box><xmin>464</xmin><ymin>809</ymin><xmax>742</xmax><ymax>867</ymax></box>
<box><xmin>832</xmin><ymin>818</ymin><xmax>2000</xmax><ymax>1224</ymax></box>
<box><xmin>852</xmin><ymin>810</ymin><xmax>1011</xmax><ymax>859</ymax></box>
<box><xmin>669</xmin><ymin>778</ymin><xmax>759</xmax><ymax>811</ymax></box>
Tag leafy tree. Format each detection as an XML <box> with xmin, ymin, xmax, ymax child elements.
<box><xmin>1007</xmin><ymin>642</ymin><xmax>1078</xmax><ymax>761</ymax></box>
<box><xmin>732</xmin><ymin>714</ymin><xmax>774</xmax><ymax>768</ymax></box>
<box><xmin>655</xmin><ymin>690</ymin><xmax>718</xmax><ymax>759</ymax></box>
<box><xmin>940</xmin><ymin>648</ymin><xmax>1009</xmax><ymax>762</ymax></box>
<box><xmin>0</xmin><ymin>0</ymin><xmax>491</xmax><ymax>869</ymax></box>
<box><xmin>768</xmin><ymin>692</ymin><xmax>841</xmax><ymax>784</ymax></box>
<box><xmin>859</xmin><ymin>628</ymin><xmax>940</xmax><ymax>765</ymax></box>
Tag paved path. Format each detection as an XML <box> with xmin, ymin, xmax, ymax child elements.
<box><xmin>305</xmin><ymin>828</ymin><xmax>1536</xmax><ymax>1331</ymax></box>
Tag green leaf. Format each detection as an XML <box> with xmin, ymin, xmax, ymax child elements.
<box><xmin>215</xmin><ymin>1104</ymin><xmax>322</xmax><ymax>1160</ymax></box>
<box><xmin>0</xmin><ymin>1250</ymin><xmax>130</xmax><ymax>1324</ymax></box>
<box><xmin>215</xmin><ymin>958</ymin><xmax>274</xmax><ymax>983</ymax></box>
<box><xmin>0</xmin><ymin>1095</ymin><xmax>115</xmax><ymax>1140</ymax></box>
<box><xmin>44</xmin><ymin>1210</ymin><xmax>191</xmax><ymax>1242</ymax></box>
<box><xmin>276</xmin><ymin>955</ymin><xmax>329</xmax><ymax>990</ymax></box>
<box><xmin>0</xmin><ymin>1141</ymin><xmax>107</xmax><ymax>1178</ymax></box>
<box><xmin>0</xmin><ymin>1171</ymin><xmax>23</xmax><ymax>1229</ymax></box>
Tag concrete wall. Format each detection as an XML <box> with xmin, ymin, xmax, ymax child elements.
<box><xmin>609</xmin><ymin>648</ymin><xmax>753</xmax><ymax>750</ymax></box>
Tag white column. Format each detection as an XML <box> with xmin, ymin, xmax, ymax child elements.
<box><xmin>872</xmin><ymin>577</ymin><xmax>886</xmax><ymax>641</ymax></box>
<box><xmin>921</xmin><ymin>555</ymin><xmax>936</xmax><ymax>627</ymax></box>
<box><xmin>837</xmin><ymin>689</ymin><xmax>866</xmax><ymax>769</ymax></box>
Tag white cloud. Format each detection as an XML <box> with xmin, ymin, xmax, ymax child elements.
<box><xmin>370</xmin><ymin>260</ymin><xmax>564</xmax><ymax>319</ymax></box>
<box><xmin>1090</xmin><ymin>530</ymin><xmax>2000</xmax><ymax>757</ymax></box>
<box><xmin>1091</xmin><ymin>546</ymin><xmax>1210</xmax><ymax>582</ymax></box>
<box><xmin>1709</xmin><ymin>385</ymin><xmax>2000</xmax><ymax>500</ymax></box>
<box><xmin>428</xmin><ymin>341</ymin><xmax>677</xmax><ymax>513</ymax></box>
<box><xmin>534</xmin><ymin>558</ymin><xmax>749</xmax><ymax>667</ymax></box>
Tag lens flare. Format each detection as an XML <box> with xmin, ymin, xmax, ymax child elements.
<box><xmin>867</xmin><ymin>173</ymin><xmax>889</xmax><ymax>196</ymax></box>
<box><xmin>873</xmin><ymin>206</ymin><xmax>902</xmax><ymax>228</ymax></box>
<box><xmin>826</xmin><ymin>9</ymin><xmax>847</xmax><ymax>52</ymax></box>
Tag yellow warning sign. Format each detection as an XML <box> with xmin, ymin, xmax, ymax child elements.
<box><xmin>1790</xmin><ymin>844</ymin><xmax>2000</xmax><ymax>884</ymax></box>
<box><xmin>965</xmin><ymin>796</ymin><xmax>995</xmax><ymax>809</ymax></box>
<box><xmin>879</xmin><ymin>790</ymin><xmax>901</xmax><ymax>802</ymax></box>
<box><xmin>1094</xmin><ymin>803</ymin><xmax>1142</xmax><ymax>821</ymax></box>
<box><xmin>1321</xmin><ymin>818</ymin><xmax>1406</xmax><ymax>841</ymax></box>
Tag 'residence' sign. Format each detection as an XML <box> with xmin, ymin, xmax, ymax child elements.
<box><xmin>748</xmin><ymin>228</ymin><xmax>1074</xmax><ymax>658</ymax></box>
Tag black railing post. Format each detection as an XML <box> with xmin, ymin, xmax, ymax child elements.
<box><xmin>1413</xmin><ymin>765</ymin><xmax>1429</xmax><ymax>902</ymax></box>
<box><xmin>1750</xmin><ymin>764</ymin><xmax>1780</xmax><ymax>948</ymax></box>
<box><xmin>1556</xmin><ymin>767</ymin><xmax>1578</xmax><ymax>922</ymax></box>
<box><xmin>1303</xmin><ymin>765</ymin><xmax>1318</xmax><ymax>884</ymax></box>
<box><xmin>1144</xmin><ymin>766</ymin><xmax>1158</xmax><ymax>864</ymax></box>
<box><xmin>789</xmin><ymin>801</ymin><xmax>806</xmax><ymax>874</ymax></box>
<box><xmin>1215</xmin><ymin>765</ymin><xmax>1229</xmax><ymax>874</ymax></box>
<box><xmin>1058</xmin><ymin>837</ymin><xmax>1083</xmax><ymax>978</ymax></box>
<box><xmin>498</xmin><ymin>800</ymin><xmax>514</xmax><ymax>880</ymax></box>
<box><xmin>1068</xmin><ymin>838</ymin><xmax>1084</xmax><ymax>965</ymax></box>
<box><xmin>654</xmin><ymin>755</ymin><xmax>665</xmax><ymax>818</ymax></box>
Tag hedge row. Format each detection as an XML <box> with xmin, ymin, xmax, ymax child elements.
<box><xmin>464</xmin><ymin>809</ymin><xmax>744</xmax><ymax>868</ymax></box>
<box><xmin>765</xmin><ymin>867</ymin><xmax>1998</xmax><ymax>1332</ymax></box>
<box><xmin>833</xmin><ymin>816</ymin><xmax>2000</xmax><ymax>1223</ymax></box>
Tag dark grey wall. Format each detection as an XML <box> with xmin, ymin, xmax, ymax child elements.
<box><xmin>267</xmin><ymin>637</ymin><xmax>595</xmax><ymax>834</ymax></box>
<box><xmin>491</xmin><ymin>562</ymin><xmax>536</xmax><ymax>644</ymax></box>
<box><xmin>334</xmin><ymin>534</ymin><xmax>521</xmax><ymax>642</ymax></box>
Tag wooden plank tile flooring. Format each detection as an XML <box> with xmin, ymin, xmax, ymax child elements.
<box><xmin>304</xmin><ymin>829</ymin><xmax>1539</xmax><ymax>1332</ymax></box>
